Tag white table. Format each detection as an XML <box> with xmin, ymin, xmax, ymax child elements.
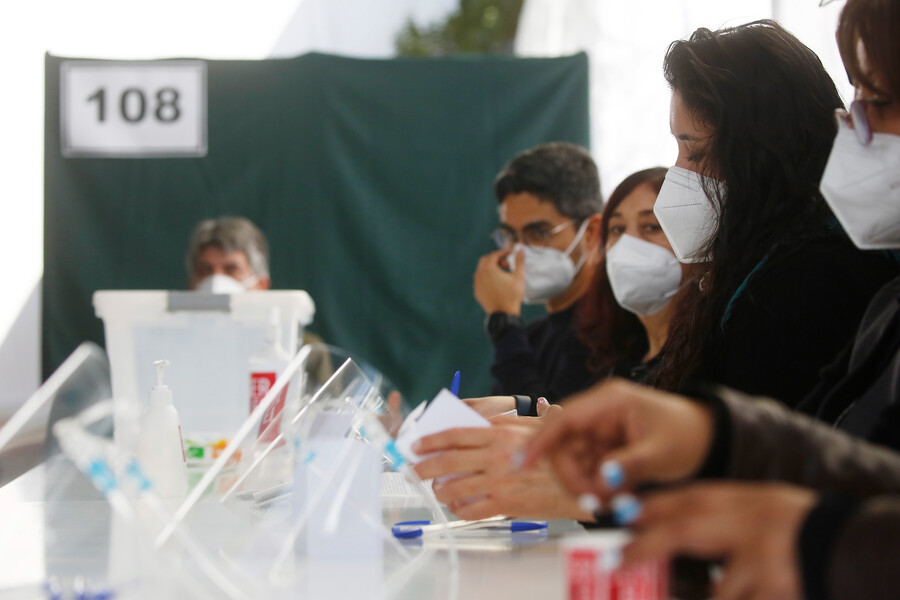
<box><xmin>0</xmin><ymin>457</ymin><xmax>583</xmax><ymax>599</ymax></box>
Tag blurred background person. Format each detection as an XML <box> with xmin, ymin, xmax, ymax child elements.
<box><xmin>186</xmin><ymin>216</ymin><xmax>326</xmax><ymax>349</ymax></box>
<box><xmin>186</xmin><ymin>216</ymin><xmax>271</xmax><ymax>292</ymax></box>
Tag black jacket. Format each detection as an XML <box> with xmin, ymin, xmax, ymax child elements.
<box><xmin>489</xmin><ymin>305</ymin><xmax>595</xmax><ymax>404</ymax></box>
<box><xmin>700</xmin><ymin>235</ymin><xmax>898</xmax><ymax>408</ymax></box>
<box><xmin>798</xmin><ymin>275</ymin><xmax>900</xmax><ymax>450</ymax></box>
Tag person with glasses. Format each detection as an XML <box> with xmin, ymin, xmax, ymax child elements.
<box><xmin>473</xmin><ymin>142</ymin><xmax>602</xmax><ymax>413</ymax></box>
<box><xmin>795</xmin><ymin>0</ymin><xmax>900</xmax><ymax>446</ymax></box>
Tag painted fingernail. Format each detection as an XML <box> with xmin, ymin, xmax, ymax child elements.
<box><xmin>509</xmin><ymin>449</ymin><xmax>525</xmax><ymax>469</ymax></box>
<box><xmin>537</xmin><ymin>397</ymin><xmax>548</xmax><ymax>405</ymax></box>
<box><xmin>412</xmin><ymin>440</ymin><xmax>423</xmax><ymax>453</ymax></box>
<box><xmin>612</xmin><ymin>494</ymin><xmax>642</xmax><ymax>526</ymax></box>
<box><xmin>600</xmin><ymin>460</ymin><xmax>625</xmax><ymax>490</ymax></box>
<box><xmin>578</xmin><ymin>493</ymin><xmax>602</xmax><ymax>515</ymax></box>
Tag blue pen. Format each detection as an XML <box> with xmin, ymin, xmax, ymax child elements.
<box><xmin>392</xmin><ymin>516</ymin><xmax>547</xmax><ymax>539</ymax></box>
<box><xmin>450</xmin><ymin>370</ymin><xmax>461</xmax><ymax>396</ymax></box>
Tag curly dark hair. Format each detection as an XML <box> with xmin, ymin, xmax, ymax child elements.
<box><xmin>652</xmin><ymin>20</ymin><xmax>844</xmax><ymax>391</ymax></box>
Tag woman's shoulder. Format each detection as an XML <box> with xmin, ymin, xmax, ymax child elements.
<box><xmin>762</xmin><ymin>232</ymin><xmax>899</xmax><ymax>284</ymax></box>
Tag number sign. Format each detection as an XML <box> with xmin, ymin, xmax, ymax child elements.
<box><xmin>60</xmin><ymin>61</ymin><xmax>207</xmax><ymax>157</ymax></box>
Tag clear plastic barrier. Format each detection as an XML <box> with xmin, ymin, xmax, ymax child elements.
<box><xmin>2</xmin><ymin>343</ymin><xmax>459</xmax><ymax>599</ymax></box>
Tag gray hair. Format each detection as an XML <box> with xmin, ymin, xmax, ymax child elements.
<box><xmin>185</xmin><ymin>216</ymin><xmax>270</xmax><ymax>279</ymax></box>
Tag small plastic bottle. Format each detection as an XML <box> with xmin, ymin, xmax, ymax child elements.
<box><xmin>137</xmin><ymin>360</ymin><xmax>188</xmax><ymax>499</ymax></box>
<box><xmin>249</xmin><ymin>308</ymin><xmax>292</xmax><ymax>441</ymax></box>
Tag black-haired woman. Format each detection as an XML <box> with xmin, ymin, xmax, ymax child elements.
<box><xmin>650</xmin><ymin>20</ymin><xmax>898</xmax><ymax>408</ymax></box>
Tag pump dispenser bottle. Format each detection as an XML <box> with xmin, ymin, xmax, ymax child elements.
<box><xmin>138</xmin><ymin>359</ymin><xmax>188</xmax><ymax>499</ymax></box>
<box><xmin>249</xmin><ymin>308</ymin><xmax>292</xmax><ymax>441</ymax></box>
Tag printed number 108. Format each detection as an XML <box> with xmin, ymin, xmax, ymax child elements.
<box><xmin>86</xmin><ymin>87</ymin><xmax>181</xmax><ymax>124</ymax></box>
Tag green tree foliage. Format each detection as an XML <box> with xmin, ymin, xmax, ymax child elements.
<box><xmin>396</xmin><ymin>0</ymin><xmax>525</xmax><ymax>56</ymax></box>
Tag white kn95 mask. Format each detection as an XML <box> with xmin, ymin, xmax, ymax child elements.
<box><xmin>653</xmin><ymin>166</ymin><xmax>721</xmax><ymax>263</ymax></box>
<box><xmin>508</xmin><ymin>219</ymin><xmax>590</xmax><ymax>304</ymax></box>
<box><xmin>820</xmin><ymin>120</ymin><xmax>900</xmax><ymax>249</ymax></box>
<box><xmin>606</xmin><ymin>234</ymin><xmax>683</xmax><ymax>316</ymax></box>
<box><xmin>195</xmin><ymin>273</ymin><xmax>259</xmax><ymax>294</ymax></box>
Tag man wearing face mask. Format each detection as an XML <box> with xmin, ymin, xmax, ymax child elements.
<box><xmin>474</xmin><ymin>143</ymin><xmax>603</xmax><ymax>412</ymax></box>
<box><xmin>186</xmin><ymin>216</ymin><xmax>326</xmax><ymax>348</ymax></box>
<box><xmin>187</xmin><ymin>216</ymin><xmax>272</xmax><ymax>292</ymax></box>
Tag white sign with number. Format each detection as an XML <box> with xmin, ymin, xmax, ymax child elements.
<box><xmin>60</xmin><ymin>60</ymin><xmax>207</xmax><ymax>158</ymax></box>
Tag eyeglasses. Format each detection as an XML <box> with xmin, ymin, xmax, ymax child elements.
<box><xmin>490</xmin><ymin>219</ymin><xmax>575</xmax><ymax>248</ymax></box>
<box><xmin>835</xmin><ymin>97</ymin><xmax>892</xmax><ymax>146</ymax></box>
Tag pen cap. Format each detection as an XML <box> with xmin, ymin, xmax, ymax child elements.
<box><xmin>149</xmin><ymin>359</ymin><xmax>173</xmax><ymax>406</ymax></box>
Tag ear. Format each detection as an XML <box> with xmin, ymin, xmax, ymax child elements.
<box><xmin>584</xmin><ymin>214</ymin><xmax>603</xmax><ymax>250</ymax></box>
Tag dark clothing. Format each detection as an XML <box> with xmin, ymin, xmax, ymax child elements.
<box><xmin>797</xmin><ymin>275</ymin><xmax>900</xmax><ymax>450</ymax></box>
<box><xmin>696</xmin><ymin>387</ymin><xmax>900</xmax><ymax>600</ymax></box>
<box><xmin>701</xmin><ymin>235</ymin><xmax>898</xmax><ymax>408</ymax></box>
<box><xmin>610</xmin><ymin>355</ymin><xmax>661</xmax><ymax>386</ymax></box>
<box><xmin>490</xmin><ymin>305</ymin><xmax>594</xmax><ymax>405</ymax></box>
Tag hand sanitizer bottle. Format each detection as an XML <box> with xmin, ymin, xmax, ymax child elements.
<box><xmin>250</xmin><ymin>308</ymin><xmax>292</xmax><ymax>441</ymax></box>
<box><xmin>138</xmin><ymin>360</ymin><xmax>188</xmax><ymax>499</ymax></box>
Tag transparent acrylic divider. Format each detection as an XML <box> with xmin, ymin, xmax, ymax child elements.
<box><xmin>38</xmin><ymin>343</ymin><xmax>457</xmax><ymax>599</ymax></box>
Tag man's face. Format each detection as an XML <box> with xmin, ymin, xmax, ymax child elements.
<box><xmin>190</xmin><ymin>245</ymin><xmax>269</xmax><ymax>290</ymax></box>
<box><xmin>498</xmin><ymin>192</ymin><xmax>580</xmax><ymax>254</ymax></box>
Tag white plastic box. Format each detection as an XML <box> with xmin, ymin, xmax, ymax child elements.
<box><xmin>93</xmin><ymin>290</ymin><xmax>315</xmax><ymax>450</ymax></box>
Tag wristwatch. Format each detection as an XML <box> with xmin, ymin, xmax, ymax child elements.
<box><xmin>485</xmin><ymin>312</ymin><xmax>524</xmax><ymax>341</ymax></box>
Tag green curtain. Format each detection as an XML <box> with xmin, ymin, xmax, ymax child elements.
<box><xmin>43</xmin><ymin>51</ymin><xmax>590</xmax><ymax>405</ymax></box>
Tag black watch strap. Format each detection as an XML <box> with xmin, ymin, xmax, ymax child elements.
<box><xmin>485</xmin><ymin>312</ymin><xmax>524</xmax><ymax>341</ymax></box>
<box><xmin>513</xmin><ymin>394</ymin><xmax>534</xmax><ymax>416</ymax></box>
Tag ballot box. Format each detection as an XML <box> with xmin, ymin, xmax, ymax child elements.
<box><xmin>93</xmin><ymin>290</ymin><xmax>315</xmax><ymax>450</ymax></box>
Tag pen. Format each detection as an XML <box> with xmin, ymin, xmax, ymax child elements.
<box><xmin>392</xmin><ymin>515</ymin><xmax>548</xmax><ymax>539</ymax></box>
<box><xmin>450</xmin><ymin>370</ymin><xmax>461</xmax><ymax>396</ymax></box>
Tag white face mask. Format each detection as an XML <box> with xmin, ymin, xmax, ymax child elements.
<box><xmin>195</xmin><ymin>273</ymin><xmax>259</xmax><ymax>294</ymax></box>
<box><xmin>820</xmin><ymin>120</ymin><xmax>900</xmax><ymax>249</ymax></box>
<box><xmin>605</xmin><ymin>234</ymin><xmax>682</xmax><ymax>316</ymax></box>
<box><xmin>508</xmin><ymin>219</ymin><xmax>590</xmax><ymax>304</ymax></box>
<box><xmin>653</xmin><ymin>166</ymin><xmax>721</xmax><ymax>263</ymax></box>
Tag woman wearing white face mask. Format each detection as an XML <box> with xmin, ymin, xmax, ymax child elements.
<box><xmin>578</xmin><ymin>167</ymin><xmax>684</xmax><ymax>383</ymax></box>
<box><xmin>648</xmin><ymin>20</ymin><xmax>899</xmax><ymax>409</ymax></box>
<box><xmin>795</xmin><ymin>0</ymin><xmax>900</xmax><ymax>447</ymax></box>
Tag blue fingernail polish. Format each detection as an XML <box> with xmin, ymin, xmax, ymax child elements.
<box><xmin>612</xmin><ymin>494</ymin><xmax>642</xmax><ymax>525</ymax></box>
<box><xmin>601</xmin><ymin>461</ymin><xmax>625</xmax><ymax>490</ymax></box>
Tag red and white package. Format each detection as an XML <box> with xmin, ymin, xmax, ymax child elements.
<box><xmin>250</xmin><ymin>370</ymin><xmax>288</xmax><ymax>441</ymax></box>
<box><xmin>562</xmin><ymin>531</ymin><xmax>668</xmax><ymax>600</ymax></box>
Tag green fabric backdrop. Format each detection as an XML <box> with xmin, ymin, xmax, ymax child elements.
<box><xmin>43</xmin><ymin>51</ymin><xmax>590</xmax><ymax>405</ymax></box>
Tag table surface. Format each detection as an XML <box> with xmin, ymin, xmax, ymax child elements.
<box><xmin>0</xmin><ymin>457</ymin><xmax>585</xmax><ymax>600</ymax></box>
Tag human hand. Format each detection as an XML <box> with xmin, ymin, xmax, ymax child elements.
<box><xmin>462</xmin><ymin>396</ymin><xmax>516</xmax><ymax>418</ymax></box>
<box><xmin>412</xmin><ymin>424</ymin><xmax>592</xmax><ymax>521</ymax></box>
<box><xmin>520</xmin><ymin>378</ymin><xmax>715</xmax><ymax>503</ymax></box>
<box><xmin>473</xmin><ymin>248</ymin><xmax>525</xmax><ymax>315</ymax></box>
<box><xmin>624</xmin><ymin>482</ymin><xmax>816</xmax><ymax>600</ymax></box>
